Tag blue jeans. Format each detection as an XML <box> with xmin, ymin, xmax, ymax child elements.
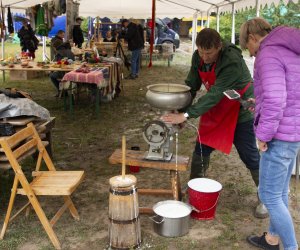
<box><xmin>259</xmin><ymin>139</ymin><xmax>300</xmax><ymax>250</ymax></box>
<box><xmin>131</xmin><ymin>49</ymin><xmax>141</xmax><ymax>76</ymax></box>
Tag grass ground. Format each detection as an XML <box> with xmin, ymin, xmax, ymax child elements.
<box><xmin>0</xmin><ymin>40</ymin><xmax>299</xmax><ymax>250</ymax></box>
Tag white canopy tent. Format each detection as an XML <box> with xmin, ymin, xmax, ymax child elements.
<box><xmin>1</xmin><ymin>0</ymin><xmax>297</xmax><ymax>59</ymax></box>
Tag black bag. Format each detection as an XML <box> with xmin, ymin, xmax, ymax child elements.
<box><xmin>0</xmin><ymin>123</ymin><xmax>15</xmax><ymax>136</ymax></box>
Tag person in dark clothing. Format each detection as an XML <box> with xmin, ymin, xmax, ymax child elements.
<box><xmin>103</xmin><ymin>30</ymin><xmax>116</xmax><ymax>42</ymax></box>
<box><xmin>50</xmin><ymin>30</ymin><xmax>65</xmax><ymax>60</ymax></box>
<box><xmin>72</xmin><ymin>17</ymin><xmax>84</xmax><ymax>48</ymax></box>
<box><xmin>49</xmin><ymin>42</ymin><xmax>74</xmax><ymax>97</ymax></box>
<box><xmin>121</xmin><ymin>19</ymin><xmax>144</xmax><ymax>79</ymax></box>
<box><xmin>17</xmin><ymin>20</ymin><xmax>39</xmax><ymax>60</ymax></box>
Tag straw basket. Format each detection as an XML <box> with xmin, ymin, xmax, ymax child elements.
<box><xmin>95</xmin><ymin>42</ymin><xmax>117</xmax><ymax>56</ymax></box>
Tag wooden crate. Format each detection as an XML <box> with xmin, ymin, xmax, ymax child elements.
<box><xmin>9</xmin><ymin>70</ymin><xmax>46</xmax><ymax>81</ymax></box>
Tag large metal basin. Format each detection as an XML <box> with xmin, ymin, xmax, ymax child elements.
<box><xmin>146</xmin><ymin>84</ymin><xmax>191</xmax><ymax>110</ymax></box>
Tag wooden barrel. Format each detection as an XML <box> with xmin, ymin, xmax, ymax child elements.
<box><xmin>108</xmin><ymin>175</ymin><xmax>141</xmax><ymax>249</ymax></box>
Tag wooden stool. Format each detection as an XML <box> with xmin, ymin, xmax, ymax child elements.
<box><xmin>109</xmin><ymin>149</ymin><xmax>189</xmax><ymax>214</ymax></box>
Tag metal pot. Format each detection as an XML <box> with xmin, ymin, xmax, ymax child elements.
<box><xmin>146</xmin><ymin>84</ymin><xmax>191</xmax><ymax>111</ymax></box>
<box><xmin>150</xmin><ymin>200</ymin><xmax>195</xmax><ymax>237</ymax></box>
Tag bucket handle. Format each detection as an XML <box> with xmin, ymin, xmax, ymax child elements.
<box><xmin>192</xmin><ymin>192</ymin><xmax>221</xmax><ymax>213</ymax></box>
<box><xmin>149</xmin><ymin>215</ymin><xmax>165</xmax><ymax>224</ymax></box>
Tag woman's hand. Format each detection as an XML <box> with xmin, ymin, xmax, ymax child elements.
<box><xmin>161</xmin><ymin>113</ymin><xmax>187</xmax><ymax>124</ymax></box>
<box><xmin>247</xmin><ymin>98</ymin><xmax>256</xmax><ymax>113</ymax></box>
<box><xmin>257</xmin><ymin>139</ymin><xmax>268</xmax><ymax>152</ymax></box>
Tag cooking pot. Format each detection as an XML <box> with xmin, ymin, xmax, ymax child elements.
<box><xmin>146</xmin><ymin>83</ymin><xmax>191</xmax><ymax>111</ymax></box>
<box><xmin>150</xmin><ymin>200</ymin><xmax>198</xmax><ymax>237</ymax></box>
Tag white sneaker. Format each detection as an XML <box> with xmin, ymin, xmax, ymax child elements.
<box><xmin>255</xmin><ymin>203</ymin><xmax>269</xmax><ymax>219</ymax></box>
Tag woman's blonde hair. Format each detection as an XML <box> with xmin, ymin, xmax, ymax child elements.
<box><xmin>239</xmin><ymin>18</ymin><xmax>272</xmax><ymax>50</ymax></box>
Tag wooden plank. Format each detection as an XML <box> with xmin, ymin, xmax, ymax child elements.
<box><xmin>0</xmin><ymin>116</ymin><xmax>36</xmax><ymax>125</ymax></box>
<box><xmin>109</xmin><ymin>149</ymin><xmax>189</xmax><ymax>171</ymax></box>
<box><xmin>139</xmin><ymin>207</ymin><xmax>154</xmax><ymax>214</ymax></box>
<box><xmin>138</xmin><ymin>188</ymin><xmax>173</xmax><ymax>196</ymax></box>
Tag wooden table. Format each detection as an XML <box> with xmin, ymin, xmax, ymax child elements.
<box><xmin>0</xmin><ymin>116</ymin><xmax>56</xmax><ymax>170</ymax></box>
<box><xmin>0</xmin><ymin>62</ymin><xmax>76</xmax><ymax>82</ymax></box>
<box><xmin>109</xmin><ymin>149</ymin><xmax>189</xmax><ymax>214</ymax></box>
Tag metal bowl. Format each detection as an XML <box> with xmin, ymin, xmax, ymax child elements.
<box><xmin>146</xmin><ymin>84</ymin><xmax>191</xmax><ymax>110</ymax></box>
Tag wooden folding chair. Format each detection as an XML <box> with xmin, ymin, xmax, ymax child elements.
<box><xmin>0</xmin><ymin>122</ymin><xmax>85</xmax><ymax>249</ymax></box>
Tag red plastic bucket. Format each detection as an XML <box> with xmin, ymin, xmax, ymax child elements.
<box><xmin>188</xmin><ymin>178</ymin><xmax>222</xmax><ymax>220</ymax></box>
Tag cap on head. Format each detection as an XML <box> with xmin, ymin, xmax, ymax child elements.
<box><xmin>121</xmin><ymin>19</ymin><xmax>129</xmax><ymax>26</ymax></box>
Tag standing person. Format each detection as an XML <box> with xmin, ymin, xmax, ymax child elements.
<box><xmin>121</xmin><ymin>19</ymin><xmax>144</xmax><ymax>79</ymax></box>
<box><xmin>72</xmin><ymin>17</ymin><xmax>84</xmax><ymax>48</ymax></box>
<box><xmin>240</xmin><ymin>18</ymin><xmax>300</xmax><ymax>250</ymax></box>
<box><xmin>50</xmin><ymin>30</ymin><xmax>65</xmax><ymax>60</ymax></box>
<box><xmin>161</xmin><ymin>28</ymin><xmax>268</xmax><ymax>218</ymax></box>
<box><xmin>18</xmin><ymin>20</ymin><xmax>39</xmax><ymax>60</ymax></box>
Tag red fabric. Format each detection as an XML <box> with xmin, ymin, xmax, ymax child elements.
<box><xmin>148</xmin><ymin>0</ymin><xmax>155</xmax><ymax>68</ymax></box>
<box><xmin>197</xmin><ymin>60</ymin><xmax>251</xmax><ymax>154</ymax></box>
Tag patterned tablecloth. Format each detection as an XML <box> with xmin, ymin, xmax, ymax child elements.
<box><xmin>61</xmin><ymin>67</ymin><xmax>109</xmax><ymax>89</ymax></box>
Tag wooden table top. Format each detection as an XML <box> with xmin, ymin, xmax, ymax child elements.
<box><xmin>0</xmin><ymin>62</ymin><xmax>77</xmax><ymax>72</ymax></box>
<box><xmin>109</xmin><ymin>149</ymin><xmax>189</xmax><ymax>171</ymax></box>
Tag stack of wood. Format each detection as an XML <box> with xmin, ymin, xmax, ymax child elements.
<box><xmin>0</xmin><ymin>116</ymin><xmax>55</xmax><ymax>170</ymax></box>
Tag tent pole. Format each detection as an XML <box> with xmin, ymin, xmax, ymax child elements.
<box><xmin>191</xmin><ymin>11</ymin><xmax>198</xmax><ymax>53</ymax></box>
<box><xmin>231</xmin><ymin>3</ymin><xmax>235</xmax><ymax>44</ymax></box>
<box><xmin>1</xmin><ymin>38</ymin><xmax>4</xmax><ymax>60</ymax></box>
<box><xmin>256</xmin><ymin>0</ymin><xmax>260</xmax><ymax>17</ymax></box>
<box><xmin>42</xmin><ymin>36</ymin><xmax>47</xmax><ymax>61</ymax></box>
<box><xmin>201</xmin><ymin>12</ymin><xmax>203</xmax><ymax>28</ymax></box>
<box><xmin>216</xmin><ymin>7</ymin><xmax>220</xmax><ymax>32</ymax></box>
<box><xmin>207</xmin><ymin>10</ymin><xmax>210</xmax><ymax>28</ymax></box>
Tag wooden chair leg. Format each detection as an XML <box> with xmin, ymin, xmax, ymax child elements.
<box><xmin>64</xmin><ymin>196</ymin><xmax>79</xmax><ymax>220</ymax></box>
<box><xmin>28</xmin><ymin>194</ymin><xmax>61</xmax><ymax>250</ymax></box>
<box><xmin>0</xmin><ymin>177</ymin><xmax>19</xmax><ymax>239</ymax></box>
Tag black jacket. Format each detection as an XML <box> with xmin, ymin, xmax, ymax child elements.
<box><xmin>124</xmin><ymin>22</ymin><xmax>144</xmax><ymax>51</ymax></box>
<box><xmin>18</xmin><ymin>25</ymin><xmax>39</xmax><ymax>52</ymax></box>
<box><xmin>72</xmin><ymin>25</ymin><xmax>84</xmax><ymax>47</ymax></box>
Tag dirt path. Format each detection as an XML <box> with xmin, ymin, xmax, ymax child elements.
<box><xmin>0</xmin><ymin>48</ymin><xmax>299</xmax><ymax>250</ymax></box>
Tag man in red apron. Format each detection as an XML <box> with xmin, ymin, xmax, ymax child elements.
<box><xmin>161</xmin><ymin>28</ymin><xmax>267</xmax><ymax>218</ymax></box>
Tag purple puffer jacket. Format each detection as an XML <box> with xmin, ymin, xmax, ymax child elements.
<box><xmin>254</xmin><ymin>26</ymin><xmax>300</xmax><ymax>142</ymax></box>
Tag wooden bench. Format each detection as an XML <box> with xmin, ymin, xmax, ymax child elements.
<box><xmin>109</xmin><ymin>149</ymin><xmax>189</xmax><ymax>214</ymax></box>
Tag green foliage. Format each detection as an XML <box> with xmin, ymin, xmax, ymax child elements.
<box><xmin>210</xmin><ymin>0</ymin><xmax>299</xmax><ymax>43</ymax></box>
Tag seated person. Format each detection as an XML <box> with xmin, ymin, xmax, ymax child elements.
<box><xmin>50</xmin><ymin>30</ymin><xmax>65</xmax><ymax>60</ymax></box>
<box><xmin>103</xmin><ymin>30</ymin><xmax>116</xmax><ymax>42</ymax></box>
<box><xmin>49</xmin><ymin>43</ymin><xmax>75</xmax><ymax>97</ymax></box>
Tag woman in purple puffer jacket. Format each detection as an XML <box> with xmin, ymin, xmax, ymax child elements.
<box><xmin>240</xmin><ymin>18</ymin><xmax>300</xmax><ymax>250</ymax></box>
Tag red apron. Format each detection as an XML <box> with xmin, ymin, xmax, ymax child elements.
<box><xmin>198</xmin><ymin>61</ymin><xmax>251</xmax><ymax>154</ymax></box>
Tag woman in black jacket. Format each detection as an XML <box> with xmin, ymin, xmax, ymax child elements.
<box><xmin>18</xmin><ymin>21</ymin><xmax>39</xmax><ymax>60</ymax></box>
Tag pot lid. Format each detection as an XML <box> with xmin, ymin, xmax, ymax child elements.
<box><xmin>153</xmin><ymin>200</ymin><xmax>191</xmax><ymax>218</ymax></box>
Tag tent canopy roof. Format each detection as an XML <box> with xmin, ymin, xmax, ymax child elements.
<box><xmin>3</xmin><ymin>0</ymin><xmax>296</xmax><ymax>18</ymax></box>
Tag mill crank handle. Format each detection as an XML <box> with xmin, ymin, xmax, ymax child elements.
<box><xmin>239</xmin><ymin>99</ymin><xmax>255</xmax><ymax>110</ymax></box>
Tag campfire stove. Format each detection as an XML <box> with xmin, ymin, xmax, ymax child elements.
<box><xmin>143</xmin><ymin>84</ymin><xmax>191</xmax><ymax>161</ymax></box>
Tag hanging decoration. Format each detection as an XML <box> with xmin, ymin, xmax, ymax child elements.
<box><xmin>36</xmin><ymin>5</ymin><xmax>48</xmax><ymax>36</ymax></box>
<box><xmin>7</xmin><ymin>7</ymin><xmax>14</xmax><ymax>34</ymax></box>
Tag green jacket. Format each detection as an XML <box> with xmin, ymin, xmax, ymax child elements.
<box><xmin>185</xmin><ymin>43</ymin><xmax>254</xmax><ymax>123</ymax></box>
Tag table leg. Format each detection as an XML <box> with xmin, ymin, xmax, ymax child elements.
<box><xmin>69</xmin><ymin>83</ymin><xmax>74</xmax><ymax>115</ymax></box>
<box><xmin>63</xmin><ymin>90</ymin><xmax>67</xmax><ymax>112</ymax></box>
<box><xmin>95</xmin><ymin>87</ymin><xmax>100</xmax><ymax>118</ymax></box>
<box><xmin>2</xmin><ymin>70</ymin><xmax>5</xmax><ymax>82</ymax></box>
<box><xmin>170</xmin><ymin>170</ymin><xmax>181</xmax><ymax>201</ymax></box>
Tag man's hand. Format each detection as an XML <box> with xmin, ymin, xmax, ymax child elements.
<box><xmin>161</xmin><ymin>113</ymin><xmax>187</xmax><ymax>124</ymax></box>
<box><xmin>257</xmin><ymin>139</ymin><xmax>268</xmax><ymax>152</ymax></box>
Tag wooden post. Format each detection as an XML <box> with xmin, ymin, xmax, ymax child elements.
<box><xmin>122</xmin><ymin>136</ymin><xmax>126</xmax><ymax>179</ymax></box>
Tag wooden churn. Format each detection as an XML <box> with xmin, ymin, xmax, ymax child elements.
<box><xmin>108</xmin><ymin>174</ymin><xmax>141</xmax><ymax>249</ymax></box>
